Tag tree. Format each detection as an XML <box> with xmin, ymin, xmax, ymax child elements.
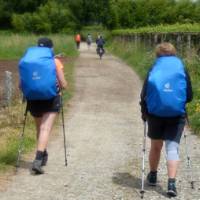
<box><xmin>117</xmin><ymin>0</ymin><xmax>136</xmax><ymax>28</ymax></box>
<box><xmin>174</xmin><ymin>0</ymin><xmax>197</xmax><ymax>23</ymax></box>
<box><xmin>5</xmin><ymin>0</ymin><xmax>200</xmax><ymax>32</ymax></box>
<box><xmin>67</xmin><ymin>0</ymin><xmax>110</xmax><ymax>27</ymax></box>
<box><xmin>105</xmin><ymin>0</ymin><xmax>119</xmax><ymax>29</ymax></box>
<box><xmin>12</xmin><ymin>0</ymin><xmax>77</xmax><ymax>33</ymax></box>
<box><xmin>133</xmin><ymin>0</ymin><xmax>177</xmax><ymax>27</ymax></box>
<box><xmin>0</xmin><ymin>0</ymin><xmax>47</xmax><ymax>28</ymax></box>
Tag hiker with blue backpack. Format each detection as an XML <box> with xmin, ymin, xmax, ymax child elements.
<box><xmin>140</xmin><ymin>42</ymin><xmax>193</xmax><ymax>197</ymax></box>
<box><xmin>18</xmin><ymin>37</ymin><xmax>67</xmax><ymax>174</ymax></box>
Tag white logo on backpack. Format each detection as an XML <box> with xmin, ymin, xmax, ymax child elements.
<box><xmin>32</xmin><ymin>71</ymin><xmax>41</xmax><ymax>80</ymax></box>
<box><xmin>163</xmin><ymin>82</ymin><xmax>173</xmax><ymax>92</ymax></box>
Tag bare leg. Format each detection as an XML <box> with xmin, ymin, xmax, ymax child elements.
<box><xmin>149</xmin><ymin>139</ymin><xmax>163</xmax><ymax>171</ymax></box>
<box><xmin>34</xmin><ymin>117</ymin><xmax>42</xmax><ymax>140</ymax></box>
<box><xmin>167</xmin><ymin>160</ymin><xmax>179</xmax><ymax>178</ymax></box>
<box><xmin>37</xmin><ymin>112</ymin><xmax>57</xmax><ymax>151</ymax></box>
<box><xmin>32</xmin><ymin>113</ymin><xmax>57</xmax><ymax>174</ymax></box>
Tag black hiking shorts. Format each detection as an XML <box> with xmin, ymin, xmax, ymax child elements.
<box><xmin>27</xmin><ymin>95</ymin><xmax>61</xmax><ymax>118</ymax></box>
<box><xmin>147</xmin><ymin>114</ymin><xmax>186</xmax><ymax>143</ymax></box>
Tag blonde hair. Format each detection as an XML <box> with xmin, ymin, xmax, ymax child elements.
<box><xmin>155</xmin><ymin>42</ymin><xmax>176</xmax><ymax>57</ymax></box>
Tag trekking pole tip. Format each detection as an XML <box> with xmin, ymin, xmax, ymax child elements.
<box><xmin>140</xmin><ymin>190</ymin><xmax>145</xmax><ymax>199</ymax></box>
<box><xmin>191</xmin><ymin>181</ymin><xmax>195</xmax><ymax>189</ymax></box>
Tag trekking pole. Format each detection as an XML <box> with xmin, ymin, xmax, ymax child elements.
<box><xmin>140</xmin><ymin>121</ymin><xmax>147</xmax><ymax>199</ymax></box>
<box><xmin>61</xmin><ymin>95</ymin><xmax>67</xmax><ymax>166</ymax></box>
<box><xmin>184</xmin><ymin>116</ymin><xmax>195</xmax><ymax>189</ymax></box>
<box><xmin>16</xmin><ymin>104</ymin><xmax>28</xmax><ymax>171</ymax></box>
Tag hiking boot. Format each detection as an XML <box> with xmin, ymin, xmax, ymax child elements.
<box><xmin>147</xmin><ymin>171</ymin><xmax>157</xmax><ymax>186</ymax></box>
<box><xmin>41</xmin><ymin>151</ymin><xmax>48</xmax><ymax>166</ymax></box>
<box><xmin>167</xmin><ymin>179</ymin><xmax>177</xmax><ymax>197</ymax></box>
<box><xmin>32</xmin><ymin>159</ymin><xmax>44</xmax><ymax>174</ymax></box>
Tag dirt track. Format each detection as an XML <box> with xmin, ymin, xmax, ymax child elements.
<box><xmin>0</xmin><ymin>43</ymin><xmax>200</xmax><ymax>200</ymax></box>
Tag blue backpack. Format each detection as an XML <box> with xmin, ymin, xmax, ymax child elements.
<box><xmin>146</xmin><ymin>56</ymin><xmax>187</xmax><ymax>117</ymax></box>
<box><xmin>19</xmin><ymin>46</ymin><xmax>57</xmax><ymax>100</ymax></box>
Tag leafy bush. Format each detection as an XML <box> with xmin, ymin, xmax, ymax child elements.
<box><xmin>12</xmin><ymin>1</ymin><xmax>77</xmax><ymax>33</ymax></box>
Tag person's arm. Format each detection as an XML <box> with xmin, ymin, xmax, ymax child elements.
<box><xmin>140</xmin><ymin>67</ymin><xmax>153</xmax><ymax>121</ymax></box>
<box><xmin>140</xmin><ymin>76</ymin><xmax>148</xmax><ymax>121</ymax></box>
<box><xmin>185</xmin><ymin>68</ymin><xmax>193</xmax><ymax>102</ymax></box>
<box><xmin>55</xmin><ymin>58</ymin><xmax>67</xmax><ymax>90</ymax></box>
<box><xmin>57</xmin><ymin>68</ymin><xmax>67</xmax><ymax>89</ymax></box>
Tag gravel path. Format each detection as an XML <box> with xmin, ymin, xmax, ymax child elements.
<box><xmin>0</xmin><ymin>43</ymin><xmax>200</xmax><ymax>200</ymax></box>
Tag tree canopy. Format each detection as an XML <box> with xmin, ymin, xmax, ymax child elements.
<box><xmin>0</xmin><ymin>0</ymin><xmax>199</xmax><ymax>33</ymax></box>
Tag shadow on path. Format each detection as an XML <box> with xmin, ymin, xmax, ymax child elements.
<box><xmin>112</xmin><ymin>172</ymin><xmax>169</xmax><ymax>198</ymax></box>
<box><xmin>17</xmin><ymin>160</ymin><xmax>32</xmax><ymax>170</ymax></box>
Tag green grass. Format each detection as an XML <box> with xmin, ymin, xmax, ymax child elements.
<box><xmin>184</xmin><ymin>56</ymin><xmax>200</xmax><ymax>133</ymax></box>
<box><xmin>0</xmin><ymin>105</ymin><xmax>36</xmax><ymax>171</ymax></box>
<box><xmin>108</xmin><ymin>39</ymin><xmax>200</xmax><ymax>135</ymax></box>
<box><xmin>0</xmin><ymin>33</ymin><xmax>78</xmax><ymax>59</ymax></box>
<box><xmin>0</xmin><ymin>33</ymin><xmax>78</xmax><ymax>172</ymax></box>
<box><xmin>62</xmin><ymin>60</ymin><xmax>75</xmax><ymax>102</ymax></box>
<box><xmin>0</xmin><ymin>134</ymin><xmax>35</xmax><ymax>171</ymax></box>
<box><xmin>108</xmin><ymin>40</ymin><xmax>154</xmax><ymax>79</ymax></box>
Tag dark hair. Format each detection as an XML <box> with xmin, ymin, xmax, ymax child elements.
<box><xmin>37</xmin><ymin>37</ymin><xmax>53</xmax><ymax>48</ymax></box>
